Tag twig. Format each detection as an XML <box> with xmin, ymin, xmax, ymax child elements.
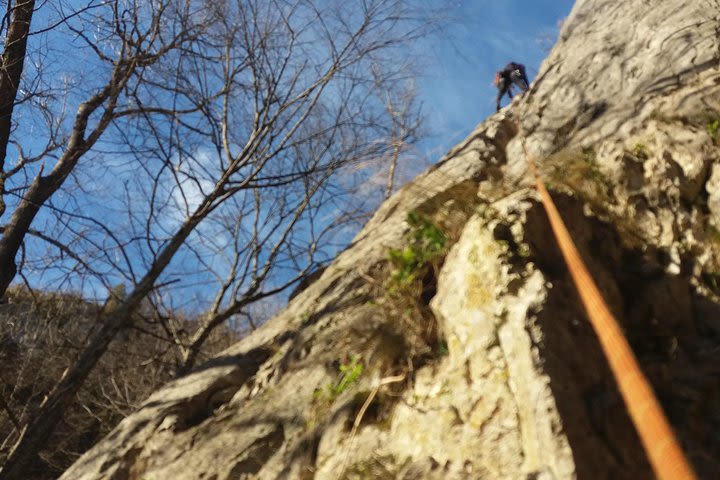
<box><xmin>0</xmin><ymin>392</ymin><xmax>22</xmax><ymax>432</ymax></box>
<box><xmin>336</xmin><ymin>374</ymin><xmax>405</xmax><ymax>479</ymax></box>
<box><xmin>356</xmin><ymin>270</ymin><xmax>379</xmax><ymax>286</ymax></box>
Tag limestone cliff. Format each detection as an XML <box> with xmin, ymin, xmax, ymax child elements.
<box><xmin>62</xmin><ymin>0</ymin><xmax>720</xmax><ymax>478</ymax></box>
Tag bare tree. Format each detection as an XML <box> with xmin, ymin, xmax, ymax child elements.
<box><xmin>0</xmin><ymin>0</ymin><xmax>35</xmax><ymax>222</ymax></box>
<box><xmin>0</xmin><ymin>286</ymin><xmax>233</xmax><ymax>477</ymax></box>
<box><xmin>377</xmin><ymin>79</ymin><xmax>424</xmax><ymax>199</ymax></box>
<box><xmin>0</xmin><ymin>0</ymin><xmax>214</xmax><ymax>476</ymax></box>
<box><xmin>0</xmin><ymin>0</ymin><xmax>437</xmax><ymax>477</ymax></box>
<box><xmin>0</xmin><ymin>0</ymin><xmax>209</xmax><ymax>298</ymax></box>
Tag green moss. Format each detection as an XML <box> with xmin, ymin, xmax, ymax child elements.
<box><xmin>435</xmin><ymin>340</ymin><xmax>449</xmax><ymax>358</ymax></box>
<box><xmin>545</xmin><ymin>147</ymin><xmax>613</xmax><ymax>208</ymax></box>
<box><xmin>632</xmin><ymin>143</ymin><xmax>650</xmax><ymax>160</ymax></box>
<box><xmin>707</xmin><ymin>119</ymin><xmax>719</xmax><ymax>141</ymax></box>
<box><xmin>706</xmin><ymin>223</ymin><xmax>720</xmax><ymax>243</ymax></box>
<box><xmin>341</xmin><ymin>454</ymin><xmax>407</xmax><ymax>479</ymax></box>
<box><xmin>548</xmin><ymin>148</ymin><xmax>603</xmax><ymax>186</ymax></box>
<box><xmin>647</xmin><ymin>108</ymin><xmax>667</xmax><ymax>122</ymax></box>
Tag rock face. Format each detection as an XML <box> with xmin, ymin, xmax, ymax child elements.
<box><xmin>63</xmin><ymin>1</ymin><xmax>720</xmax><ymax>479</ymax></box>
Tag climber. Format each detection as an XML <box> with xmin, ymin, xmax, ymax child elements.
<box><xmin>495</xmin><ymin>62</ymin><xmax>530</xmax><ymax>112</ymax></box>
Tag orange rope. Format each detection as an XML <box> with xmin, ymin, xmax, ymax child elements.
<box><xmin>516</xmin><ymin>125</ymin><xmax>697</xmax><ymax>480</ymax></box>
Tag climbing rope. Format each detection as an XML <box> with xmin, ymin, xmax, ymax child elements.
<box><xmin>513</xmin><ymin>116</ymin><xmax>697</xmax><ymax>480</ymax></box>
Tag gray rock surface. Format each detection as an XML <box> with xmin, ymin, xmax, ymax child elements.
<box><xmin>62</xmin><ymin>1</ymin><xmax>720</xmax><ymax>478</ymax></box>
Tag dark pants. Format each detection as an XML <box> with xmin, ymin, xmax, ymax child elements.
<box><xmin>496</xmin><ymin>69</ymin><xmax>529</xmax><ymax>111</ymax></box>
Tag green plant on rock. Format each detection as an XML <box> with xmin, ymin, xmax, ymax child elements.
<box><xmin>363</xmin><ymin>211</ymin><xmax>450</xmax><ymax>368</ymax></box>
<box><xmin>707</xmin><ymin>119</ymin><xmax>719</xmax><ymax>142</ymax></box>
<box><xmin>340</xmin><ymin>454</ymin><xmax>406</xmax><ymax>479</ymax></box>
<box><xmin>706</xmin><ymin>223</ymin><xmax>720</xmax><ymax>243</ymax></box>
<box><xmin>334</xmin><ymin>354</ymin><xmax>365</xmax><ymax>395</ymax></box>
<box><xmin>546</xmin><ymin>147</ymin><xmax>611</xmax><ymax>198</ymax></box>
<box><xmin>387</xmin><ymin>211</ymin><xmax>447</xmax><ymax>288</ymax></box>
<box><xmin>581</xmin><ymin>146</ymin><xmax>596</xmax><ymax>161</ymax></box>
<box><xmin>313</xmin><ymin>354</ymin><xmax>366</xmax><ymax>405</ymax></box>
<box><xmin>632</xmin><ymin>143</ymin><xmax>650</xmax><ymax>160</ymax></box>
<box><xmin>435</xmin><ymin>340</ymin><xmax>449</xmax><ymax>358</ymax></box>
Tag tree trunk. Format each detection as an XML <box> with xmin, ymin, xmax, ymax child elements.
<box><xmin>0</xmin><ymin>0</ymin><xmax>35</xmax><ymax>220</ymax></box>
<box><xmin>0</xmin><ymin>216</ymin><xmax>201</xmax><ymax>479</ymax></box>
<box><xmin>385</xmin><ymin>141</ymin><xmax>401</xmax><ymax>200</ymax></box>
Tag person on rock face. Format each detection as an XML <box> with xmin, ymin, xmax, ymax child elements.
<box><xmin>494</xmin><ymin>62</ymin><xmax>530</xmax><ymax>112</ymax></box>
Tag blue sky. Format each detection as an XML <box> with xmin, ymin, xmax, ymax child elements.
<box><xmin>5</xmin><ymin>0</ymin><xmax>576</xmax><ymax>314</ymax></box>
<box><xmin>417</xmin><ymin>0</ymin><xmax>575</xmax><ymax>160</ymax></box>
